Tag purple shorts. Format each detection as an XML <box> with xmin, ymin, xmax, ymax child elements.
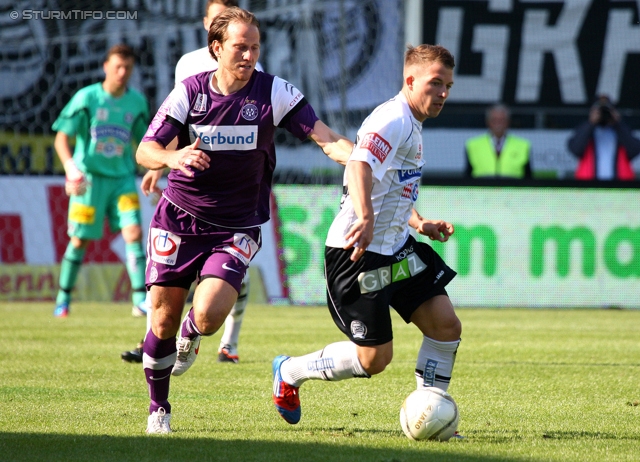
<box><xmin>145</xmin><ymin>197</ymin><xmax>262</xmax><ymax>293</ymax></box>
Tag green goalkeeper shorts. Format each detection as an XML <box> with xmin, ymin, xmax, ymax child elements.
<box><xmin>67</xmin><ymin>173</ymin><xmax>142</xmax><ymax>240</ymax></box>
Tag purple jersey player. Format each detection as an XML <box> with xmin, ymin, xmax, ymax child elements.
<box><xmin>136</xmin><ymin>7</ymin><xmax>353</xmax><ymax>434</ymax></box>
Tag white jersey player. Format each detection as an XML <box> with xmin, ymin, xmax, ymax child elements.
<box><xmin>272</xmin><ymin>45</ymin><xmax>463</xmax><ymax>432</ymax></box>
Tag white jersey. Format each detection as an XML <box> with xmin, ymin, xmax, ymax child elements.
<box><xmin>326</xmin><ymin>91</ymin><xmax>424</xmax><ymax>255</ymax></box>
<box><xmin>174</xmin><ymin>46</ymin><xmax>265</xmax><ymax>85</ymax></box>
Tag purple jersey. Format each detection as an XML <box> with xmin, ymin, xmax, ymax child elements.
<box><xmin>143</xmin><ymin>71</ymin><xmax>319</xmax><ymax>227</ymax></box>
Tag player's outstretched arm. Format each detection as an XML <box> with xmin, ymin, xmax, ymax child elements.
<box><xmin>343</xmin><ymin>160</ymin><xmax>374</xmax><ymax>262</ymax></box>
<box><xmin>136</xmin><ymin>139</ymin><xmax>210</xmax><ymax>178</ymax></box>
<box><xmin>409</xmin><ymin>208</ymin><xmax>454</xmax><ymax>242</ymax></box>
<box><xmin>308</xmin><ymin>120</ymin><xmax>353</xmax><ymax>166</ymax></box>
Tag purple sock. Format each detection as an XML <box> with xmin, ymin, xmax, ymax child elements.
<box><xmin>143</xmin><ymin>329</ymin><xmax>176</xmax><ymax>414</ymax></box>
<box><xmin>180</xmin><ymin>307</ymin><xmax>202</xmax><ymax>338</ymax></box>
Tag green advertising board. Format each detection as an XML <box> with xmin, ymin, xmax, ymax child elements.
<box><xmin>274</xmin><ymin>185</ymin><xmax>640</xmax><ymax>309</ymax></box>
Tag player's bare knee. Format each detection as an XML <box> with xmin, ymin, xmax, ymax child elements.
<box><xmin>70</xmin><ymin>236</ymin><xmax>88</xmax><ymax>249</ymax></box>
<box><xmin>153</xmin><ymin>316</ymin><xmax>180</xmax><ymax>339</ymax></box>
<box><xmin>437</xmin><ymin>318</ymin><xmax>461</xmax><ymax>341</ymax></box>
<box><xmin>448</xmin><ymin>316</ymin><xmax>462</xmax><ymax>339</ymax></box>
<box><xmin>121</xmin><ymin>225</ymin><xmax>142</xmax><ymax>243</ymax></box>
<box><xmin>359</xmin><ymin>350</ymin><xmax>393</xmax><ymax>376</ymax></box>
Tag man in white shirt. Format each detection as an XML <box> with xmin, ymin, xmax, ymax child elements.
<box><xmin>174</xmin><ymin>0</ymin><xmax>264</xmax><ymax>85</ymax></box>
<box><xmin>271</xmin><ymin>44</ymin><xmax>463</xmax><ymax>429</ymax></box>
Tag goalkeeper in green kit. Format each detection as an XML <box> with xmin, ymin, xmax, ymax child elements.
<box><xmin>51</xmin><ymin>44</ymin><xmax>150</xmax><ymax>318</ymax></box>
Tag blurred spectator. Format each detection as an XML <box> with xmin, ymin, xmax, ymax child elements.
<box><xmin>464</xmin><ymin>104</ymin><xmax>532</xmax><ymax>179</ymax></box>
<box><xmin>567</xmin><ymin>95</ymin><xmax>640</xmax><ymax>180</ymax></box>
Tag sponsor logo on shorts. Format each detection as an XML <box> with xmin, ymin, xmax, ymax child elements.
<box><xmin>69</xmin><ymin>203</ymin><xmax>95</xmax><ymax>224</ymax></box>
<box><xmin>150</xmin><ymin>228</ymin><xmax>181</xmax><ymax>266</ymax></box>
<box><xmin>360</xmin><ymin>132</ymin><xmax>391</xmax><ymax>163</ymax></box>
<box><xmin>117</xmin><ymin>192</ymin><xmax>140</xmax><ymax>212</ymax></box>
<box><xmin>423</xmin><ymin>359</ymin><xmax>438</xmax><ymax>387</ymax></box>
<box><xmin>350</xmin><ymin>321</ymin><xmax>367</xmax><ymax>340</ymax></box>
<box><xmin>223</xmin><ymin>233</ymin><xmax>259</xmax><ymax>266</ymax></box>
<box><xmin>222</xmin><ymin>262</ymin><xmax>241</xmax><ymax>274</ymax></box>
<box><xmin>357</xmin><ymin>252</ymin><xmax>427</xmax><ymax>294</ymax></box>
<box><xmin>149</xmin><ymin>266</ymin><xmax>158</xmax><ymax>283</ymax></box>
<box><xmin>395</xmin><ymin>245</ymin><xmax>414</xmax><ymax>261</ymax></box>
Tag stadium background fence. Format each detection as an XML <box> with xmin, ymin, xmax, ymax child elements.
<box><xmin>1</xmin><ymin>0</ymin><xmax>639</xmax><ymax>307</ymax></box>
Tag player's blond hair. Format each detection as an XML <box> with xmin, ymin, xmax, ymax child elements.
<box><xmin>404</xmin><ymin>44</ymin><xmax>455</xmax><ymax>70</ymax></box>
<box><xmin>207</xmin><ymin>7</ymin><xmax>260</xmax><ymax>61</ymax></box>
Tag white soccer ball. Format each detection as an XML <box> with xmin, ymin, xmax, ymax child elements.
<box><xmin>399</xmin><ymin>387</ymin><xmax>459</xmax><ymax>441</ymax></box>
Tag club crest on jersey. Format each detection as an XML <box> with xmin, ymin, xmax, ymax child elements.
<box><xmin>241</xmin><ymin>103</ymin><xmax>258</xmax><ymax>121</ymax></box>
<box><xmin>350</xmin><ymin>321</ymin><xmax>367</xmax><ymax>340</ymax></box>
<box><xmin>150</xmin><ymin>228</ymin><xmax>181</xmax><ymax>266</ymax></box>
<box><xmin>193</xmin><ymin>93</ymin><xmax>207</xmax><ymax>112</ymax></box>
<box><xmin>361</xmin><ymin>132</ymin><xmax>391</xmax><ymax>163</ymax></box>
<box><xmin>223</xmin><ymin>233</ymin><xmax>259</xmax><ymax>266</ymax></box>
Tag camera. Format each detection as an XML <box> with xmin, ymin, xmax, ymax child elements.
<box><xmin>594</xmin><ymin>99</ymin><xmax>614</xmax><ymax>126</ymax></box>
<box><xmin>598</xmin><ymin>104</ymin><xmax>613</xmax><ymax>126</ymax></box>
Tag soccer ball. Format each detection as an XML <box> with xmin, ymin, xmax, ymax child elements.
<box><xmin>399</xmin><ymin>387</ymin><xmax>459</xmax><ymax>441</ymax></box>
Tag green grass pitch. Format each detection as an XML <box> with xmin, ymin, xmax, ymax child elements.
<box><xmin>1</xmin><ymin>302</ymin><xmax>638</xmax><ymax>461</ymax></box>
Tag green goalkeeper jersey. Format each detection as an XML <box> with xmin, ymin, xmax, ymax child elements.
<box><xmin>52</xmin><ymin>82</ymin><xmax>149</xmax><ymax>178</ymax></box>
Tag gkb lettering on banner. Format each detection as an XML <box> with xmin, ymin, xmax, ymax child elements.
<box><xmin>430</xmin><ymin>0</ymin><xmax>640</xmax><ymax>105</ymax></box>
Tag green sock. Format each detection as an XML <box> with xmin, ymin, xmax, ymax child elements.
<box><xmin>56</xmin><ymin>242</ymin><xmax>86</xmax><ymax>305</ymax></box>
<box><xmin>126</xmin><ymin>241</ymin><xmax>146</xmax><ymax>306</ymax></box>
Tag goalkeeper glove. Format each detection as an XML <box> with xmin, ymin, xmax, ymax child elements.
<box><xmin>64</xmin><ymin>159</ymin><xmax>88</xmax><ymax>196</ymax></box>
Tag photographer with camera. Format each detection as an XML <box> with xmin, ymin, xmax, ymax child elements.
<box><xmin>567</xmin><ymin>94</ymin><xmax>640</xmax><ymax>180</ymax></box>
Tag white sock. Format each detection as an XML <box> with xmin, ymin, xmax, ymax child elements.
<box><xmin>415</xmin><ymin>336</ymin><xmax>460</xmax><ymax>392</ymax></box>
<box><xmin>280</xmin><ymin>341</ymin><xmax>369</xmax><ymax>388</ymax></box>
<box><xmin>219</xmin><ymin>277</ymin><xmax>249</xmax><ymax>350</ymax></box>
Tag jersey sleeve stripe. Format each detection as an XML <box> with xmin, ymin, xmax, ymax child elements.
<box><xmin>165</xmin><ymin>115</ymin><xmax>184</xmax><ymax>129</ymax></box>
<box><xmin>277</xmin><ymin>97</ymin><xmax>308</xmax><ymax>129</ymax></box>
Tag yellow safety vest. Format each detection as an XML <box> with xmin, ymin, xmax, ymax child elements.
<box><xmin>465</xmin><ymin>134</ymin><xmax>531</xmax><ymax>178</ymax></box>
